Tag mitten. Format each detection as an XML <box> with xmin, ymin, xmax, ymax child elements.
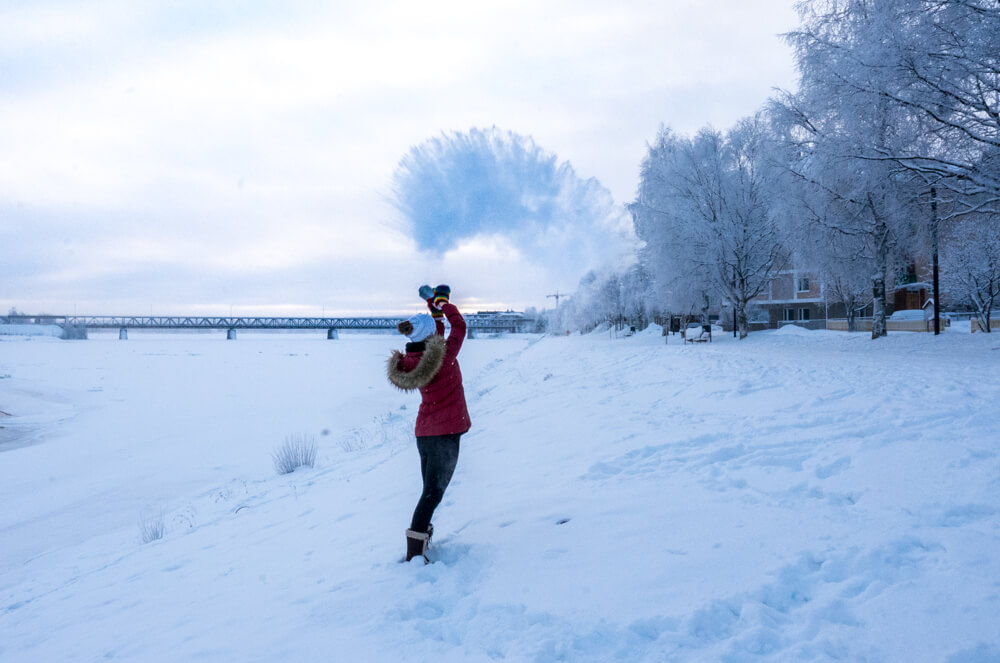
<box><xmin>432</xmin><ymin>284</ymin><xmax>451</xmax><ymax>308</ymax></box>
<box><xmin>427</xmin><ymin>299</ymin><xmax>444</xmax><ymax>319</ymax></box>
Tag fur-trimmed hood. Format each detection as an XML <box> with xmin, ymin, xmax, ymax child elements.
<box><xmin>386</xmin><ymin>334</ymin><xmax>447</xmax><ymax>391</ymax></box>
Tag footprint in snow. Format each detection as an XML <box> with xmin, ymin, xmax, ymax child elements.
<box><xmin>814</xmin><ymin>457</ymin><xmax>851</xmax><ymax>479</ymax></box>
<box><xmin>937</xmin><ymin>504</ymin><xmax>997</xmax><ymax>527</ymax></box>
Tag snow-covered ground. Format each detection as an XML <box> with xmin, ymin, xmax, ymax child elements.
<box><xmin>1</xmin><ymin>327</ymin><xmax>999</xmax><ymax>662</ymax></box>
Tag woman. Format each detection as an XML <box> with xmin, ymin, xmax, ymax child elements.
<box><xmin>386</xmin><ymin>285</ymin><xmax>471</xmax><ymax>562</ymax></box>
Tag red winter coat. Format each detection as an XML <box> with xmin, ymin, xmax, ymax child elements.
<box><xmin>386</xmin><ymin>303</ymin><xmax>471</xmax><ymax>437</ymax></box>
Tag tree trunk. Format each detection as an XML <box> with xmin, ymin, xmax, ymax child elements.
<box><xmin>737</xmin><ymin>302</ymin><xmax>749</xmax><ymax>339</ymax></box>
<box><xmin>974</xmin><ymin>310</ymin><xmax>988</xmax><ymax>333</ymax></box>
<box><xmin>846</xmin><ymin>303</ymin><xmax>857</xmax><ymax>332</ymax></box>
<box><xmin>872</xmin><ymin>275</ymin><xmax>887</xmax><ymax>339</ymax></box>
<box><xmin>988</xmin><ymin>277</ymin><xmax>998</xmax><ymax>332</ymax></box>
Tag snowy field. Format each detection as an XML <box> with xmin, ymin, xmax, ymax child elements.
<box><xmin>1</xmin><ymin>326</ymin><xmax>999</xmax><ymax>662</ymax></box>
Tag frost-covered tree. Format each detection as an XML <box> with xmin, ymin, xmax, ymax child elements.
<box><xmin>621</xmin><ymin>263</ymin><xmax>654</xmax><ymax>329</ymax></box>
<box><xmin>823</xmin><ymin>263</ymin><xmax>874</xmax><ymax>331</ymax></box>
<box><xmin>597</xmin><ymin>272</ymin><xmax>627</xmax><ymax>330</ymax></box>
<box><xmin>940</xmin><ymin>214</ymin><xmax>1000</xmax><ymax>331</ymax></box>
<box><xmin>554</xmin><ymin>264</ymin><xmax>651</xmax><ymax>333</ymax></box>
<box><xmin>771</xmin><ymin>97</ymin><xmax>917</xmax><ymax>338</ymax></box>
<box><xmin>552</xmin><ymin>271</ymin><xmax>601</xmax><ymax>333</ymax></box>
<box><xmin>632</xmin><ymin>128</ymin><xmax>712</xmax><ymax>319</ymax></box>
<box><xmin>772</xmin><ymin>149</ymin><xmax>879</xmax><ymax>332</ymax></box>
<box><xmin>841</xmin><ymin>0</ymin><xmax>1000</xmax><ymax>202</ymax></box>
<box><xmin>775</xmin><ymin>0</ymin><xmax>926</xmax><ymax>338</ymax></box>
<box><xmin>632</xmin><ymin>116</ymin><xmax>787</xmax><ymax>338</ymax></box>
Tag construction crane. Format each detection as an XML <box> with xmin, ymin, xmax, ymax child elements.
<box><xmin>547</xmin><ymin>291</ymin><xmax>567</xmax><ymax>307</ymax></box>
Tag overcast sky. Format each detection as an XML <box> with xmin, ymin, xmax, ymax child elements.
<box><xmin>1</xmin><ymin>0</ymin><xmax>799</xmax><ymax>317</ymax></box>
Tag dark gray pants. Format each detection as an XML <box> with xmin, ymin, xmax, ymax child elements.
<box><xmin>410</xmin><ymin>434</ymin><xmax>461</xmax><ymax>533</ymax></box>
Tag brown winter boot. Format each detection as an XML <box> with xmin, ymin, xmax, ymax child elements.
<box><xmin>405</xmin><ymin>529</ymin><xmax>430</xmax><ymax>563</ymax></box>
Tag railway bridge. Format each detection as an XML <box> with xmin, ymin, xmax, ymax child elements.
<box><xmin>3</xmin><ymin>313</ymin><xmax>535</xmax><ymax>339</ymax></box>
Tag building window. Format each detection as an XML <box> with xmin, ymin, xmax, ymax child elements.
<box><xmin>797</xmin><ymin>277</ymin><xmax>810</xmax><ymax>292</ymax></box>
<box><xmin>784</xmin><ymin>308</ymin><xmax>811</xmax><ymax>322</ymax></box>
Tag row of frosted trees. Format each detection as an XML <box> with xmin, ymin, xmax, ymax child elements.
<box><xmin>566</xmin><ymin>0</ymin><xmax>1000</xmax><ymax>338</ymax></box>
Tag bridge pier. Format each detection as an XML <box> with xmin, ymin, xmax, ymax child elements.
<box><xmin>327</xmin><ymin>328</ymin><xmax>339</xmax><ymax>340</ymax></box>
<box><xmin>119</xmin><ymin>328</ymin><xmax>128</xmax><ymax>340</ymax></box>
<box><xmin>467</xmin><ymin>329</ymin><xmax>476</xmax><ymax>339</ymax></box>
<box><xmin>227</xmin><ymin>329</ymin><xmax>237</xmax><ymax>340</ymax></box>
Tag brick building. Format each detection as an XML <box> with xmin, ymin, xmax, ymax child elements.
<box><xmin>750</xmin><ymin>269</ymin><xmax>827</xmax><ymax>330</ymax></box>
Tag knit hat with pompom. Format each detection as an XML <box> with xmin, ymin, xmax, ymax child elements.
<box><xmin>397</xmin><ymin>313</ymin><xmax>435</xmax><ymax>343</ymax></box>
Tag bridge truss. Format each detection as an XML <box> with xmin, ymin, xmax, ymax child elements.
<box><xmin>4</xmin><ymin>314</ymin><xmax>534</xmax><ymax>334</ymax></box>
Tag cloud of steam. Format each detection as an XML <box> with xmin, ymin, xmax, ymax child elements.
<box><xmin>391</xmin><ymin>127</ymin><xmax>635</xmax><ymax>286</ymax></box>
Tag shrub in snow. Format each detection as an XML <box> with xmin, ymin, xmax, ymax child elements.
<box><xmin>338</xmin><ymin>429</ymin><xmax>369</xmax><ymax>453</ymax></box>
<box><xmin>139</xmin><ymin>511</ymin><xmax>165</xmax><ymax>544</ymax></box>
<box><xmin>272</xmin><ymin>433</ymin><xmax>317</xmax><ymax>475</ymax></box>
<box><xmin>374</xmin><ymin>412</ymin><xmax>409</xmax><ymax>447</ymax></box>
<box><xmin>338</xmin><ymin>413</ymin><xmax>409</xmax><ymax>453</ymax></box>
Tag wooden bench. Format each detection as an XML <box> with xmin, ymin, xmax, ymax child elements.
<box><xmin>682</xmin><ymin>325</ymin><xmax>712</xmax><ymax>343</ymax></box>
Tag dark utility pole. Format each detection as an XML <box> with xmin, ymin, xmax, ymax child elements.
<box><xmin>931</xmin><ymin>187</ymin><xmax>940</xmax><ymax>335</ymax></box>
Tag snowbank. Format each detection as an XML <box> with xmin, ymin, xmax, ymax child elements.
<box><xmin>636</xmin><ymin>323</ymin><xmax>665</xmax><ymax>338</ymax></box>
<box><xmin>771</xmin><ymin>323</ymin><xmax>813</xmax><ymax>335</ymax></box>
<box><xmin>1</xmin><ymin>331</ymin><xmax>998</xmax><ymax>661</ymax></box>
